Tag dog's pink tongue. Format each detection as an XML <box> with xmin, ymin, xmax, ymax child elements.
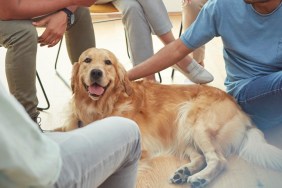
<box><xmin>88</xmin><ymin>85</ymin><xmax>104</xmax><ymax>96</ymax></box>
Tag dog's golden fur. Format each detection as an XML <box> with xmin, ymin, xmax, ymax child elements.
<box><xmin>59</xmin><ymin>48</ymin><xmax>282</xmax><ymax>188</ymax></box>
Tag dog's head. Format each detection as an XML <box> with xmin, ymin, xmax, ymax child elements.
<box><xmin>72</xmin><ymin>48</ymin><xmax>132</xmax><ymax>101</ymax></box>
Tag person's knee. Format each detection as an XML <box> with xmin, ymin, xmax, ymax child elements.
<box><xmin>110</xmin><ymin>116</ymin><xmax>141</xmax><ymax>138</ymax></box>
<box><xmin>121</xmin><ymin>118</ymin><xmax>142</xmax><ymax>162</ymax></box>
<box><xmin>14</xmin><ymin>22</ymin><xmax>37</xmax><ymax>45</ymax></box>
<box><xmin>110</xmin><ymin>116</ymin><xmax>141</xmax><ymax>157</ymax></box>
<box><xmin>2</xmin><ymin>21</ymin><xmax>37</xmax><ymax>48</ymax></box>
<box><xmin>128</xmin><ymin>120</ymin><xmax>141</xmax><ymax>160</ymax></box>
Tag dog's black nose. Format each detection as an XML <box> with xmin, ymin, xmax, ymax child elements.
<box><xmin>90</xmin><ymin>69</ymin><xmax>103</xmax><ymax>81</ymax></box>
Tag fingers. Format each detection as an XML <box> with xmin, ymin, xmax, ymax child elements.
<box><xmin>38</xmin><ymin>34</ymin><xmax>62</xmax><ymax>47</ymax></box>
<box><xmin>38</xmin><ymin>30</ymin><xmax>63</xmax><ymax>47</ymax></box>
<box><xmin>32</xmin><ymin>19</ymin><xmax>47</xmax><ymax>27</ymax></box>
<box><xmin>36</xmin><ymin>22</ymin><xmax>65</xmax><ymax>47</ymax></box>
<box><xmin>34</xmin><ymin>12</ymin><xmax>67</xmax><ymax>47</ymax></box>
<box><xmin>47</xmin><ymin>39</ymin><xmax>61</xmax><ymax>47</ymax></box>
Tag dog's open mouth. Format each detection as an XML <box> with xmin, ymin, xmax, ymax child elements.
<box><xmin>83</xmin><ymin>82</ymin><xmax>110</xmax><ymax>97</ymax></box>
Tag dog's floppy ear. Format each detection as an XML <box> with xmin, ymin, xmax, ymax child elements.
<box><xmin>71</xmin><ymin>62</ymin><xmax>80</xmax><ymax>94</ymax></box>
<box><xmin>116</xmin><ymin>62</ymin><xmax>133</xmax><ymax>96</ymax></box>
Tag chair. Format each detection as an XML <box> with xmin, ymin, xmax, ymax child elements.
<box><xmin>55</xmin><ymin>3</ymin><xmax>162</xmax><ymax>87</ymax></box>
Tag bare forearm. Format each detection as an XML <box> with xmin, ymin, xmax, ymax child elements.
<box><xmin>0</xmin><ymin>0</ymin><xmax>93</xmax><ymax>20</ymax></box>
<box><xmin>128</xmin><ymin>39</ymin><xmax>192</xmax><ymax>81</ymax></box>
<box><xmin>67</xmin><ymin>5</ymin><xmax>78</xmax><ymax>13</ymax></box>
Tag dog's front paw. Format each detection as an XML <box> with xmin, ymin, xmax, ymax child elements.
<box><xmin>188</xmin><ymin>176</ymin><xmax>208</xmax><ymax>188</ymax></box>
<box><xmin>170</xmin><ymin>166</ymin><xmax>191</xmax><ymax>184</ymax></box>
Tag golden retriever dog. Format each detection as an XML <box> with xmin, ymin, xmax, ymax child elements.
<box><xmin>59</xmin><ymin>47</ymin><xmax>282</xmax><ymax>188</ymax></box>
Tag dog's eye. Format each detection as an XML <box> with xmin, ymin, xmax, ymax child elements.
<box><xmin>84</xmin><ymin>58</ymin><xmax>92</xmax><ymax>63</ymax></box>
<box><xmin>104</xmin><ymin>60</ymin><xmax>112</xmax><ymax>65</ymax></box>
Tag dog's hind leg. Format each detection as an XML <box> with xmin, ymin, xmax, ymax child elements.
<box><xmin>186</xmin><ymin>126</ymin><xmax>227</xmax><ymax>188</ymax></box>
<box><xmin>170</xmin><ymin>148</ymin><xmax>206</xmax><ymax>184</ymax></box>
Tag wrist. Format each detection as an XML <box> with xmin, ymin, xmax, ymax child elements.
<box><xmin>60</xmin><ymin>8</ymin><xmax>75</xmax><ymax>27</ymax></box>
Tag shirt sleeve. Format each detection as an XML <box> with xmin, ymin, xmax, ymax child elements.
<box><xmin>0</xmin><ymin>82</ymin><xmax>62</xmax><ymax>187</ymax></box>
<box><xmin>180</xmin><ymin>0</ymin><xmax>221</xmax><ymax>50</ymax></box>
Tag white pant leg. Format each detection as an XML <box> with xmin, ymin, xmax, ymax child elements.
<box><xmin>137</xmin><ymin>0</ymin><xmax>172</xmax><ymax>35</ymax></box>
<box><xmin>182</xmin><ymin>0</ymin><xmax>207</xmax><ymax>63</ymax></box>
<box><xmin>46</xmin><ymin>116</ymin><xmax>141</xmax><ymax>188</ymax></box>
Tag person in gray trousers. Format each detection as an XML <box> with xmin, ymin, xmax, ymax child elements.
<box><xmin>0</xmin><ymin>0</ymin><xmax>95</xmax><ymax>125</ymax></box>
<box><xmin>96</xmin><ymin>0</ymin><xmax>214</xmax><ymax>83</ymax></box>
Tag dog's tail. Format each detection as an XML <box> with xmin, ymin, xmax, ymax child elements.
<box><xmin>239</xmin><ymin>127</ymin><xmax>282</xmax><ymax>171</ymax></box>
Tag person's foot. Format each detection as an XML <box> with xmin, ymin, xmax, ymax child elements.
<box><xmin>172</xmin><ymin>59</ymin><xmax>214</xmax><ymax>84</ymax></box>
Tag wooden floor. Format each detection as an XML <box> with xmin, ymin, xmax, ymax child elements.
<box><xmin>1</xmin><ymin>13</ymin><xmax>282</xmax><ymax>188</ymax></box>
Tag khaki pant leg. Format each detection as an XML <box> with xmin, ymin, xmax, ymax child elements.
<box><xmin>65</xmin><ymin>7</ymin><xmax>96</xmax><ymax>64</ymax></box>
<box><xmin>0</xmin><ymin>20</ymin><xmax>39</xmax><ymax>119</ymax></box>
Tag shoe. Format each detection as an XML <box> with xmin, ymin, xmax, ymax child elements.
<box><xmin>172</xmin><ymin>59</ymin><xmax>214</xmax><ymax>84</ymax></box>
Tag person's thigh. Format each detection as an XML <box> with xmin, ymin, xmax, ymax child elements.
<box><xmin>137</xmin><ymin>0</ymin><xmax>172</xmax><ymax>35</ymax></box>
<box><xmin>236</xmin><ymin>72</ymin><xmax>282</xmax><ymax>129</ymax></box>
<box><xmin>46</xmin><ymin>116</ymin><xmax>141</xmax><ymax>188</ymax></box>
<box><xmin>112</xmin><ymin>0</ymin><xmax>154</xmax><ymax>65</ymax></box>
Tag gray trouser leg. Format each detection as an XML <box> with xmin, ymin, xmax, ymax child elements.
<box><xmin>113</xmin><ymin>0</ymin><xmax>172</xmax><ymax>66</ymax></box>
<box><xmin>45</xmin><ymin>117</ymin><xmax>141</xmax><ymax>188</ymax></box>
<box><xmin>0</xmin><ymin>7</ymin><xmax>95</xmax><ymax>119</ymax></box>
<box><xmin>0</xmin><ymin>20</ymin><xmax>39</xmax><ymax>119</ymax></box>
<box><xmin>113</xmin><ymin>0</ymin><xmax>154</xmax><ymax>66</ymax></box>
<box><xmin>137</xmin><ymin>0</ymin><xmax>172</xmax><ymax>35</ymax></box>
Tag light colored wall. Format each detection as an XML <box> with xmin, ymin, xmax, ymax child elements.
<box><xmin>163</xmin><ymin>0</ymin><xmax>182</xmax><ymax>12</ymax></box>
